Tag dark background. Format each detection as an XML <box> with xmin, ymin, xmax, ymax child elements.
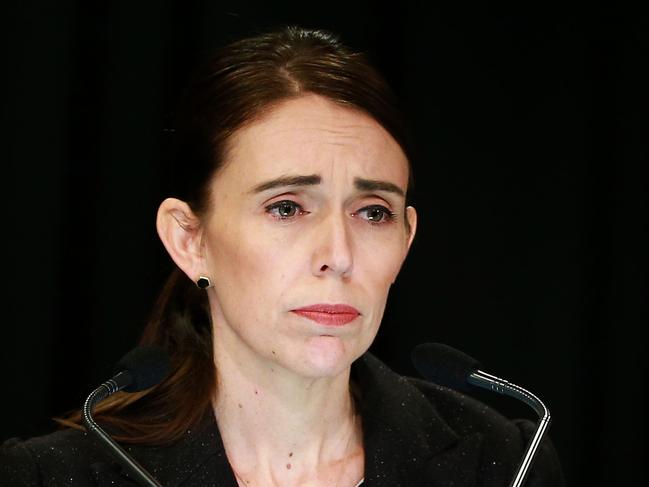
<box><xmin>3</xmin><ymin>2</ymin><xmax>648</xmax><ymax>485</ymax></box>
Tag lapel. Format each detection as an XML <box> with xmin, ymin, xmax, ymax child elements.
<box><xmin>353</xmin><ymin>353</ymin><xmax>484</xmax><ymax>487</ymax></box>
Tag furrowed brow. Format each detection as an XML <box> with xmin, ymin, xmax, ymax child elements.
<box><xmin>354</xmin><ymin>177</ymin><xmax>405</xmax><ymax>197</ymax></box>
<box><xmin>250</xmin><ymin>174</ymin><xmax>322</xmax><ymax>193</ymax></box>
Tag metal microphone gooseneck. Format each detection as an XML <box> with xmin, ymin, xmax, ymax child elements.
<box><xmin>467</xmin><ymin>368</ymin><xmax>551</xmax><ymax>487</ymax></box>
<box><xmin>411</xmin><ymin>342</ymin><xmax>552</xmax><ymax>487</ymax></box>
<box><xmin>82</xmin><ymin>346</ymin><xmax>170</xmax><ymax>487</ymax></box>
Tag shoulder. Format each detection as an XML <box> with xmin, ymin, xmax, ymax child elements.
<box><xmin>407</xmin><ymin>374</ymin><xmax>565</xmax><ymax>486</ymax></box>
<box><xmin>0</xmin><ymin>416</ymin><xmax>232</xmax><ymax>487</ymax></box>
<box><xmin>407</xmin><ymin>375</ymin><xmax>520</xmax><ymax>437</ymax></box>
<box><xmin>353</xmin><ymin>353</ymin><xmax>565</xmax><ymax>486</ymax></box>
<box><xmin>0</xmin><ymin>428</ymin><xmax>128</xmax><ymax>487</ymax></box>
<box><xmin>1</xmin><ymin>436</ymin><xmax>40</xmax><ymax>486</ymax></box>
<box><xmin>356</xmin><ymin>352</ymin><xmax>524</xmax><ymax>440</ymax></box>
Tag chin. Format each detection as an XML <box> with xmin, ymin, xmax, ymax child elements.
<box><xmin>298</xmin><ymin>335</ymin><xmax>359</xmax><ymax>378</ymax></box>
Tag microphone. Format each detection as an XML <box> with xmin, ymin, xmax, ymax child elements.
<box><xmin>411</xmin><ymin>343</ymin><xmax>551</xmax><ymax>487</ymax></box>
<box><xmin>82</xmin><ymin>346</ymin><xmax>171</xmax><ymax>487</ymax></box>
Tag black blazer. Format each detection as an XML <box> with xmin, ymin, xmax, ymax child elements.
<box><xmin>1</xmin><ymin>353</ymin><xmax>565</xmax><ymax>486</ymax></box>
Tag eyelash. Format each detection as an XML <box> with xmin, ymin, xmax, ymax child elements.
<box><xmin>264</xmin><ymin>200</ymin><xmax>396</xmax><ymax>225</ymax></box>
<box><xmin>353</xmin><ymin>205</ymin><xmax>397</xmax><ymax>225</ymax></box>
<box><xmin>265</xmin><ymin>200</ymin><xmax>307</xmax><ymax>220</ymax></box>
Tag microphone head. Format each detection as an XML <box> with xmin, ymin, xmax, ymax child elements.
<box><xmin>411</xmin><ymin>342</ymin><xmax>481</xmax><ymax>392</ymax></box>
<box><xmin>114</xmin><ymin>345</ymin><xmax>171</xmax><ymax>393</ymax></box>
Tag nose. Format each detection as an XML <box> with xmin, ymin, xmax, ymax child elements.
<box><xmin>312</xmin><ymin>211</ymin><xmax>354</xmax><ymax>279</ymax></box>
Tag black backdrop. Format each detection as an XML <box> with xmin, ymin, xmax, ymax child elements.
<box><xmin>3</xmin><ymin>2</ymin><xmax>648</xmax><ymax>486</ymax></box>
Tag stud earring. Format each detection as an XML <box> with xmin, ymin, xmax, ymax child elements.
<box><xmin>196</xmin><ymin>276</ymin><xmax>212</xmax><ymax>289</ymax></box>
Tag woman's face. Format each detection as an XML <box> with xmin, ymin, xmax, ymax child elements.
<box><xmin>201</xmin><ymin>94</ymin><xmax>416</xmax><ymax>379</ymax></box>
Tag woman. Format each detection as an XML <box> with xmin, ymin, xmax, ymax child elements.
<box><xmin>1</xmin><ymin>27</ymin><xmax>564</xmax><ymax>486</ymax></box>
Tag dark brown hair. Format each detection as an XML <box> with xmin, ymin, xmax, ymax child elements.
<box><xmin>59</xmin><ymin>26</ymin><xmax>414</xmax><ymax>445</ymax></box>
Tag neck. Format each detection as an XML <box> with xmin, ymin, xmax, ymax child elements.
<box><xmin>211</xmin><ymin>325</ymin><xmax>363</xmax><ymax>485</ymax></box>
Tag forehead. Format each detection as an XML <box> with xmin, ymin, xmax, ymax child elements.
<box><xmin>219</xmin><ymin>95</ymin><xmax>409</xmax><ymax>188</ymax></box>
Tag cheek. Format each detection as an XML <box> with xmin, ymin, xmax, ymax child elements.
<box><xmin>207</xmin><ymin>226</ymin><xmax>293</xmax><ymax>309</ymax></box>
<box><xmin>363</xmin><ymin>253</ymin><xmax>403</xmax><ymax>300</ymax></box>
<box><xmin>355</xmin><ymin>230</ymin><xmax>408</xmax><ymax>287</ymax></box>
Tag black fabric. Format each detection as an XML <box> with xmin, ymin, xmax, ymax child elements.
<box><xmin>0</xmin><ymin>353</ymin><xmax>564</xmax><ymax>486</ymax></box>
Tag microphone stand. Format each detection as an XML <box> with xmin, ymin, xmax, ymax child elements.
<box><xmin>468</xmin><ymin>370</ymin><xmax>551</xmax><ymax>487</ymax></box>
<box><xmin>82</xmin><ymin>375</ymin><xmax>163</xmax><ymax>487</ymax></box>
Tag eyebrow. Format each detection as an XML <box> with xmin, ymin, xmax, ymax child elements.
<box><xmin>354</xmin><ymin>177</ymin><xmax>405</xmax><ymax>197</ymax></box>
<box><xmin>250</xmin><ymin>174</ymin><xmax>405</xmax><ymax>197</ymax></box>
<box><xmin>250</xmin><ymin>174</ymin><xmax>322</xmax><ymax>193</ymax></box>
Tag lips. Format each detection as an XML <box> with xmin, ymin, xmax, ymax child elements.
<box><xmin>291</xmin><ymin>304</ymin><xmax>360</xmax><ymax>326</ymax></box>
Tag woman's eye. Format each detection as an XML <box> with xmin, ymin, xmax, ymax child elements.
<box><xmin>265</xmin><ymin>200</ymin><xmax>304</xmax><ymax>219</ymax></box>
<box><xmin>356</xmin><ymin>205</ymin><xmax>395</xmax><ymax>224</ymax></box>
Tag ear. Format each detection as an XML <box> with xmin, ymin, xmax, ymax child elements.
<box><xmin>405</xmin><ymin>205</ymin><xmax>418</xmax><ymax>252</ymax></box>
<box><xmin>156</xmin><ymin>197</ymin><xmax>204</xmax><ymax>282</ymax></box>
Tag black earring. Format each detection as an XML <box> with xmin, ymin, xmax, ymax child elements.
<box><xmin>196</xmin><ymin>276</ymin><xmax>212</xmax><ymax>289</ymax></box>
